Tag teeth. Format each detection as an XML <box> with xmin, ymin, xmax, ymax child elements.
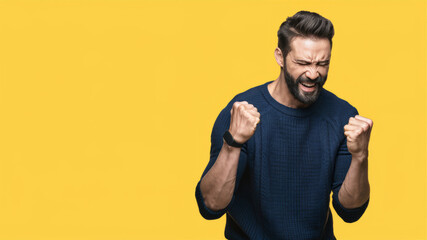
<box><xmin>301</xmin><ymin>83</ymin><xmax>315</xmax><ymax>87</ymax></box>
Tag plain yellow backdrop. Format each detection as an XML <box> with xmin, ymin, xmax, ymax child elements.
<box><xmin>0</xmin><ymin>0</ymin><xmax>425</xmax><ymax>239</ymax></box>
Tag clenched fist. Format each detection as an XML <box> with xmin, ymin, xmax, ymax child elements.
<box><xmin>344</xmin><ymin>115</ymin><xmax>373</xmax><ymax>161</ymax></box>
<box><xmin>228</xmin><ymin>101</ymin><xmax>261</xmax><ymax>144</ymax></box>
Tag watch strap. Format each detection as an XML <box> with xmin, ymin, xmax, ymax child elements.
<box><xmin>223</xmin><ymin>130</ymin><xmax>244</xmax><ymax>148</ymax></box>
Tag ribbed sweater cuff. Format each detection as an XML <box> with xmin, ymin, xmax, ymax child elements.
<box><xmin>195</xmin><ymin>181</ymin><xmax>226</xmax><ymax>220</ymax></box>
<box><xmin>332</xmin><ymin>193</ymin><xmax>369</xmax><ymax>223</ymax></box>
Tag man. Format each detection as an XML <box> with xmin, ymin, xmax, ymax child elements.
<box><xmin>195</xmin><ymin>11</ymin><xmax>372</xmax><ymax>239</ymax></box>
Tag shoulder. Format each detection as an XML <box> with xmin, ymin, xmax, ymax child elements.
<box><xmin>218</xmin><ymin>82</ymin><xmax>270</xmax><ymax>115</ymax></box>
<box><xmin>212</xmin><ymin>82</ymin><xmax>269</xmax><ymax>131</ymax></box>
<box><xmin>315</xmin><ymin>89</ymin><xmax>358</xmax><ymax>126</ymax></box>
<box><xmin>317</xmin><ymin>89</ymin><xmax>357</xmax><ymax>112</ymax></box>
<box><xmin>230</xmin><ymin>82</ymin><xmax>271</xmax><ymax>114</ymax></box>
<box><xmin>233</xmin><ymin>83</ymin><xmax>267</xmax><ymax>104</ymax></box>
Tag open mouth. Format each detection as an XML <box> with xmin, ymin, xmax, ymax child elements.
<box><xmin>300</xmin><ymin>82</ymin><xmax>316</xmax><ymax>88</ymax></box>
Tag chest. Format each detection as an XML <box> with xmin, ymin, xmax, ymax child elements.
<box><xmin>244</xmin><ymin>113</ymin><xmax>341</xmax><ymax>190</ymax></box>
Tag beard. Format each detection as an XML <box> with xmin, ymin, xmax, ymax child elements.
<box><xmin>283</xmin><ymin>67</ymin><xmax>327</xmax><ymax>106</ymax></box>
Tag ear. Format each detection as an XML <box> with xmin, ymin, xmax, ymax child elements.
<box><xmin>274</xmin><ymin>48</ymin><xmax>284</xmax><ymax>68</ymax></box>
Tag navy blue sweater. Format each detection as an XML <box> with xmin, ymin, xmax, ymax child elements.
<box><xmin>196</xmin><ymin>81</ymin><xmax>369</xmax><ymax>239</ymax></box>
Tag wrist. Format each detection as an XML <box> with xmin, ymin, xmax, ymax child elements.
<box><xmin>351</xmin><ymin>153</ymin><xmax>369</xmax><ymax>168</ymax></box>
<box><xmin>224</xmin><ymin>130</ymin><xmax>244</xmax><ymax>148</ymax></box>
<box><xmin>222</xmin><ymin>141</ymin><xmax>242</xmax><ymax>153</ymax></box>
<box><xmin>228</xmin><ymin>128</ymin><xmax>245</xmax><ymax>144</ymax></box>
<box><xmin>351</xmin><ymin>151</ymin><xmax>368</xmax><ymax>162</ymax></box>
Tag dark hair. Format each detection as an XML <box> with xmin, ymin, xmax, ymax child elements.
<box><xmin>277</xmin><ymin>11</ymin><xmax>334</xmax><ymax>58</ymax></box>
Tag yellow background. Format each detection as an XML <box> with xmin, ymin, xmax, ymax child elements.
<box><xmin>0</xmin><ymin>0</ymin><xmax>425</xmax><ymax>239</ymax></box>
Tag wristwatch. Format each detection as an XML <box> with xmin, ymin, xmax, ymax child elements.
<box><xmin>223</xmin><ymin>130</ymin><xmax>244</xmax><ymax>148</ymax></box>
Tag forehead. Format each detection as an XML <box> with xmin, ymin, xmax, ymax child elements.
<box><xmin>288</xmin><ymin>37</ymin><xmax>331</xmax><ymax>61</ymax></box>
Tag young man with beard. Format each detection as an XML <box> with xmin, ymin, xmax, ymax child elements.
<box><xmin>195</xmin><ymin>11</ymin><xmax>372</xmax><ymax>239</ymax></box>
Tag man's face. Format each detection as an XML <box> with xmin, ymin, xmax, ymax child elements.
<box><xmin>283</xmin><ymin>37</ymin><xmax>331</xmax><ymax>105</ymax></box>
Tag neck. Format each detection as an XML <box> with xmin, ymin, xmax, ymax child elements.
<box><xmin>268</xmin><ymin>70</ymin><xmax>309</xmax><ymax>109</ymax></box>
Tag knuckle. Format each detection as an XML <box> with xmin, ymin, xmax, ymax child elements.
<box><xmin>233</xmin><ymin>102</ymin><xmax>240</xmax><ymax>109</ymax></box>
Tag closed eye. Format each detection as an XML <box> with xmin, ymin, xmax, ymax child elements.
<box><xmin>295</xmin><ymin>60</ymin><xmax>329</xmax><ymax>66</ymax></box>
<box><xmin>317</xmin><ymin>61</ymin><xmax>330</xmax><ymax>66</ymax></box>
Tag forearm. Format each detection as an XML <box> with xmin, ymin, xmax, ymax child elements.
<box><xmin>200</xmin><ymin>143</ymin><xmax>241</xmax><ymax>211</ymax></box>
<box><xmin>338</xmin><ymin>156</ymin><xmax>370</xmax><ymax>208</ymax></box>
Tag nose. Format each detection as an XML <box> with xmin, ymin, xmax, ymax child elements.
<box><xmin>305</xmin><ymin>67</ymin><xmax>319</xmax><ymax>80</ymax></box>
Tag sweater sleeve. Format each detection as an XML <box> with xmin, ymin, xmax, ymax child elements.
<box><xmin>195</xmin><ymin>99</ymin><xmax>248</xmax><ymax>220</ymax></box>
<box><xmin>331</xmin><ymin>109</ymin><xmax>369</xmax><ymax>223</ymax></box>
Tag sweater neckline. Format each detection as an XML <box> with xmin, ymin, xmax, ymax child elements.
<box><xmin>260</xmin><ymin>81</ymin><xmax>319</xmax><ymax>117</ymax></box>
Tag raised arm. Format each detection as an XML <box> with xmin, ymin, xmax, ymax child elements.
<box><xmin>198</xmin><ymin>101</ymin><xmax>260</xmax><ymax>212</ymax></box>
<box><xmin>331</xmin><ymin>114</ymin><xmax>372</xmax><ymax>223</ymax></box>
<box><xmin>339</xmin><ymin>115</ymin><xmax>373</xmax><ymax>208</ymax></box>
